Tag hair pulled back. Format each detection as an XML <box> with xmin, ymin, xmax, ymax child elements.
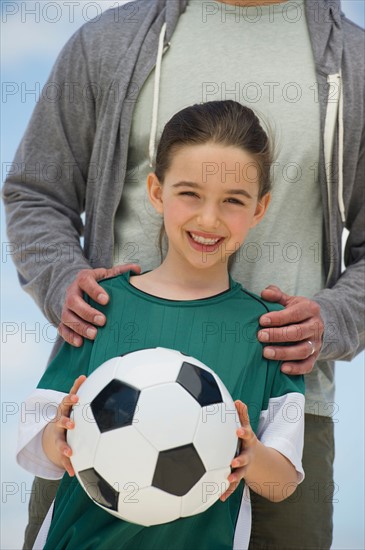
<box><xmin>155</xmin><ymin>100</ymin><xmax>273</xmax><ymax>199</ymax></box>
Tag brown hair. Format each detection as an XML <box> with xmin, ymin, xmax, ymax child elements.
<box><xmin>155</xmin><ymin>100</ymin><xmax>273</xmax><ymax>199</ymax></box>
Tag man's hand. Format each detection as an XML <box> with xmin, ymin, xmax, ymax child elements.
<box><xmin>58</xmin><ymin>264</ymin><xmax>141</xmax><ymax>347</ymax></box>
<box><xmin>258</xmin><ymin>285</ymin><xmax>324</xmax><ymax>375</ymax></box>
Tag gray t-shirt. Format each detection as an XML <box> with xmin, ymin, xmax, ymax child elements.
<box><xmin>114</xmin><ymin>0</ymin><xmax>332</xmax><ymax>415</ymax></box>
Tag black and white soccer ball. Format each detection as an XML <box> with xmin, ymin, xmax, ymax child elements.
<box><xmin>67</xmin><ymin>347</ymin><xmax>240</xmax><ymax>526</ymax></box>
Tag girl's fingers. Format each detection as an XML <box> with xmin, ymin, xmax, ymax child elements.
<box><xmin>56</xmin><ymin>415</ymin><xmax>75</xmax><ymax>430</ymax></box>
<box><xmin>70</xmin><ymin>375</ymin><xmax>87</xmax><ymax>394</ymax></box>
<box><xmin>231</xmin><ymin>453</ymin><xmax>248</xmax><ymax>469</ymax></box>
<box><xmin>228</xmin><ymin>467</ymin><xmax>245</xmax><ymax>485</ymax></box>
<box><xmin>58</xmin><ymin>376</ymin><xmax>86</xmax><ymax>418</ymax></box>
<box><xmin>61</xmin><ymin>456</ymin><xmax>75</xmax><ymax>477</ymax></box>
<box><xmin>235</xmin><ymin>400</ymin><xmax>250</xmax><ymax>428</ymax></box>
<box><xmin>57</xmin><ymin>394</ymin><xmax>78</xmax><ymax>420</ymax></box>
<box><xmin>55</xmin><ymin>436</ymin><xmax>73</xmax><ymax>455</ymax></box>
<box><xmin>51</xmin><ymin>377</ymin><xmax>86</xmax><ymax>475</ymax></box>
<box><xmin>220</xmin><ymin>480</ymin><xmax>240</xmax><ymax>502</ymax></box>
<box><xmin>59</xmin><ymin>441</ymin><xmax>75</xmax><ymax>476</ymax></box>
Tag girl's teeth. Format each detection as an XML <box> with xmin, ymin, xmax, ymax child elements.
<box><xmin>190</xmin><ymin>233</ymin><xmax>220</xmax><ymax>245</ymax></box>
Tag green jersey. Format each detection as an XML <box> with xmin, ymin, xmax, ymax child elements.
<box><xmin>18</xmin><ymin>273</ymin><xmax>305</xmax><ymax>549</ymax></box>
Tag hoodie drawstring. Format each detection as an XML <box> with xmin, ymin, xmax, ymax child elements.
<box><xmin>149</xmin><ymin>22</ymin><xmax>167</xmax><ymax>168</ymax></box>
<box><xmin>337</xmin><ymin>72</ymin><xmax>345</xmax><ymax>223</ymax></box>
<box><xmin>324</xmin><ymin>72</ymin><xmax>345</xmax><ymax>224</ymax></box>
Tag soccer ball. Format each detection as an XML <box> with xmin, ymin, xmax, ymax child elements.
<box><xmin>67</xmin><ymin>347</ymin><xmax>240</xmax><ymax>526</ymax></box>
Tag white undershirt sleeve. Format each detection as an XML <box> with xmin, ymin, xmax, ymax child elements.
<box><xmin>16</xmin><ymin>389</ymin><xmax>68</xmax><ymax>480</ymax></box>
<box><xmin>257</xmin><ymin>392</ymin><xmax>305</xmax><ymax>483</ymax></box>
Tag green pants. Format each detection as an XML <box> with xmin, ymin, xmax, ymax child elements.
<box><xmin>23</xmin><ymin>414</ymin><xmax>334</xmax><ymax>550</ymax></box>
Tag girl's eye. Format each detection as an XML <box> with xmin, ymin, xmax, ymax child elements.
<box><xmin>225</xmin><ymin>197</ymin><xmax>245</xmax><ymax>206</ymax></box>
<box><xmin>179</xmin><ymin>191</ymin><xmax>199</xmax><ymax>198</ymax></box>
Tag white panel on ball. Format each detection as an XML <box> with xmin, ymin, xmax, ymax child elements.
<box><xmin>181</xmin><ymin>467</ymin><xmax>231</xmax><ymax>517</ymax></box>
<box><xmin>117</xmin><ymin>485</ymin><xmax>181</xmax><ymax>526</ymax></box>
<box><xmin>114</xmin><ymin>348</ymin><xmax>182</xmax><ymax>390</ymax></box>
<box><xmin>94</xmin><ymin>426</ymin><xmax>158</xmax><ymax>489</ymax></box>
<box><xmin>135</xmin><ymin>383</ymin><xmax>201</xmax><ymax>451</ymax></box>
<box><xmin>68</xmin><ymin>404</ymin><xmax>101</xmax><ymax>472</ymax></box>
<box><xmin>194</xmin><ymin>402</ymin><xmax>239</xmax><ymax>471</ymax></box>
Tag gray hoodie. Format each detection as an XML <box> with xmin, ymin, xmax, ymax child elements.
<box><xmin>3</xmin><ymin>0</ymin><xmax>364</xmax><ymax>364</ymax></box>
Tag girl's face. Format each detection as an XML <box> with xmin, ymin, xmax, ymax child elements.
<box><xmin>148</xmin><ymin>142</ymin><xmax>270</xmax><ymax>274</ymax></box>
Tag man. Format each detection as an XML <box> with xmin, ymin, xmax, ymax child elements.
<box><xmin>3</xmin><ymin>0</ymin><xmax>364</xmax><ymax>548</ymax></box>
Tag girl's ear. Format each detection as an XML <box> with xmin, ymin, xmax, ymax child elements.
<box><xmin>147</xmin><ymin>172</ymin><xmax>164</xmax><ymax>214</ymax></box>
<box><xmin>250</xmin><ymin>193</ymin><xmax>271</xmax><ymax>228</ymax></box>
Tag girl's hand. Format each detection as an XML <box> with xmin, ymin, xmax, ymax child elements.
<box><xmin>220</xmin><ymin>400</ymin><xmax>257</xmax><ymax>502</ymax></box>
<box><xmin>42</xmin><ymin>375</ymin><xmax>87</xmax><ymax>476</ymax></box>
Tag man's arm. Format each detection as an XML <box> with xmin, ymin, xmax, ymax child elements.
<box><xmin>258</xmin><ymin>124</ymin><xmax>365</xmax><ymax>373</ymax></box>
<box><xmin>3</xmin><ymin>29</ymin><xmax>95</xmax><ymax>327</ymax></box>
<box><xmin>313</xmin><ymin>127</ymin><xmax>365</xmax><ymax>362</ymax></box>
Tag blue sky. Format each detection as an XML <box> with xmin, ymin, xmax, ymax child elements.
<box><xmin>1</xmin><ymin>1</ymin><xmax>364</xmax><ymax>548</ymax></box>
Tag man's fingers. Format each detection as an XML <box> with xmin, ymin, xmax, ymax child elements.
<box><xmin>59</xmin><ymin>265</ymin><xmax>142</xmax><ymax>347</ymax></box>
<box><xmin>260</xmin><ymin>285</ymin><xmax>291</xmax><ymax>307</ymax></box>
<box><xmin>60</xmin><ymin>309</ymin><xmax>98</xmax><ymax>340</ymax></box>
<box><xmin>107</xmin><ymin>263</ymin><xmax>141</xmax><ymax>277</ymax></box>
<box><xmin>263</xmin><ymin>340</ymin><xmax>319</xmax><ymax>362</ymax></box>
<box><xmin>260</xmin><ymin>300</ymin><xmax>317</xmax><ymax>327</ymax></box>
<box><xmin>64</xmin><ymin>293</ymin><xmax>106</xmax><ymax>326</ymax></box>
<box><xmin>257</xmin><ymin>293</ymin><xmax>324</xmax><ymax>376</ymax></box>
<box><xmin>57</xmin><ymin>323</ymin><xmax>83</xmax><ymax>347</ymax></box>
<box><xmin>281</xmin><ymin>358</ymin><xmax>315</xmax><ymax>375</ymax></box>
<box><xmin>81</xmin><ymin>264</ymin><xmax>141</xmax><ymax>303</ymax></box>
<box><xmin>258</xmin><ymin>320</ymin><xmax>323</xmax><ymax>345</ymax></box>
<box><xmin>76</xmin><ymin>270</ymin><xmax>110</xmax><ymax>304</ymax></box>
<box><xmin>67</xmin><ymin>264</ymin><xmax>142</xmax><ymax>313</ymax></box>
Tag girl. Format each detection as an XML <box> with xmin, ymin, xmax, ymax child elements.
<box><xmin>17</xmin><ymin>100</ymin><xmax>305</xmax><ymax>550</ymax></box>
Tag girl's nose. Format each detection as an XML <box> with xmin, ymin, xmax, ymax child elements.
<box><xmin>196</xmin><ymin>204</ymin><xmax>220</xmax><ymax>229</ymax></box>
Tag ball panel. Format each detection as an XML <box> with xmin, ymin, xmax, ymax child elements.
<box><xmin>135</xmin><ymin>384</ymin><xmax>201</xmax><ymax>450</ymax></box>
<box><xmin>114</xmin><ymin>347</ymin><xmax>182</xmax><ymax>390</ymax></box>
<box><xmin>117</xmin><ymin>486</ymin><xmax>181</xmax><ymax>526</ymax></box>
<box><xmin>152</xmin><ymin>444</ymin><xmax>206</xmax><ymax>497</ymax></box>
<box><xmin>77</xmin><ymin>467</ymin><xmax>119</xmax><ymax>511</ymax></box>
<box><xmin>177</xmin><ymin>362</ymin><xmax>223</xmax><ymax>407</ymax></box>
<box><xmin>181</xmin><ymin>467</ymin><xmax>230</xmax><ymax>518</ymax></box>
<box><xmin>68</xmin><ymin>406</ymin><xmax>101</xmax><ymax>472</ymax></box>
<box><xmin>75</xmin><ymin>358</ymin><xmax>119</xmax><ymax>404</ymax></box>
<box><xmin>91</xmin><ymin>379</ymin><xmax>140</xmax><ymax>433</ymax></box>
<box><xmin>194</xmin><ymin>402</ymin><xmax>239</xmax><ymax>471</ymax></box>
<box><xmin>208</xmin><ymin>373</ymin><xmax>236</xmax><ymax>411</ymax></box>
<box><xmin>94</xmin><ymin>426</ymin><xmax>158</xmax><ymax>489</ymax></box>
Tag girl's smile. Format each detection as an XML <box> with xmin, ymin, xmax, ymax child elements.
<box><xmin>186</xmin><ymin>230</ymin><xmax>225</xmax><ymax>253</ymax></box>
